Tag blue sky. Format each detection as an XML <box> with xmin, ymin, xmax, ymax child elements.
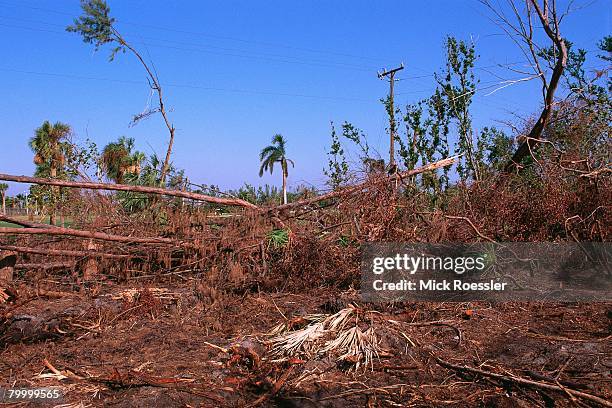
<box><xmin>0</xmin><ymin>0</ymin><xmax>609</xmax><ymax>195</ymax></box>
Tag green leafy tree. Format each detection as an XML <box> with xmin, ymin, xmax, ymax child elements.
<box><xmin>0</xmin><ymin>183</ymin><xmax>8</xmax><ymax>215</ymax></box>
<box><xmin>477</xmin><ymin>127</ymin><xmax>515</xmax><ymax>173</ymax></box>
<box><xmin>323</xmin><ymin>122</ymin><xmax>349</xmax><ymax>189</ymax></box>
<box><xmin>341</xmin><ymin>122</ymin><xmax>371</xmax><ymax>161</ymax></box>
<box><xmin>100</xmin><ymin>136</ymin><xmax>144</xmax><ymax>183</ymax></box>
<box><xmin>436</xmin><ymin>36</ymin><xmax>480</xmax><ymax>181</ymax></box>
<box><xmin>67</xmin><ymin>0</ymin><xmax>176</xmax><ymax>185</ymax></box>
<box><xmin>598</xmin><ymin>36</ymin><xmax>611</xmax><ymax>92</ymax></box>
<box><xmin>409</xmin><ymin>88</ymin><xmax>452</xmax><ymax>192</ymax></box>
<box><xmin>119</xmin><ymin>153</ymin><xmax>177</xmax><ymax>212</ymax></box>
<box><xmin>540</xmin><ymin>37</ymin><xmax>611</xmax><ymax>175</ymax></box>
<box><xmin>228</xmin><ymin>183</ymin><xmax>282</xmax><ymax>205</ymax></box>
<box><xmin>259</xmin><ymin>134</ymin><xmax>294</xmax><ymax>205</ymax></box>
<box><xmin>400</xmin><ymin>36</ymin><xmax>482</xmax><ymax>193</ymax></box>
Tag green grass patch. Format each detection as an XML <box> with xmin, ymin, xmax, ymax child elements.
<box><xmin>0</xmin><ymin>216</ymin><xmax>74</xmax><ymax>228</ymax></box>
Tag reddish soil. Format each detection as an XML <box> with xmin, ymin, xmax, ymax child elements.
<box><xmin>1</xmin><ymin>277</ymin><xmax>610</xmax><ymax>407</ymax></box>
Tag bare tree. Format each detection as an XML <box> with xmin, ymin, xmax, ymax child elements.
<box><xmin>480</xmin><ymin>0</ymin><xmax>568</xmax><ymax>172</ymax></box>
<box><xmin>67</xmin><ymin>0</ymin><xmax>176</xmax><ymax>185</ymax></box>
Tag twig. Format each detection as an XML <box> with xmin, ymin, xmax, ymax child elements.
<box><xmin>320</xmin><ymin>383</ymin><xmax>410</xmax><ymax>401</ymax></box>
<box><xmin>0</xmin><ymin>226</ymin><xmax>186</xmax><ymax>247</ymax></box>
<box><xmin>247</xmin><ymin>366</ymin><xmax>294</xmax><ymax>407</ymax></box>
<box><xmin>202</xmin><ymin>341</ymin><xmax>229</xmax><ymax>354</ymax></box>
<box><xmin>443</xmin><ymin>215</ymin><xmax>496</xmax><ymax>243</ymax></box>
<box><xmin>401</xmin><ymin>320</ymin><xmax>462</xmax><ymax>347</ymax></box>
<box><xmin>434</xmin><ymin>355</ymin><xmax>611</xmax><ymax>407</ymax></box>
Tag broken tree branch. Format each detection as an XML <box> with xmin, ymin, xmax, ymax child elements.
<box><xmin>16</xmin><ymin>262</ymin><xmax>75</xmax><ymax>271</ymax></box>
<box><xmin>0</xmin><ymin>245</ymin><xmax>132</xmax><ymax>259</ymax></box>
<box><xmin>434</xmin><ymin>355</ymin><xmax>611</xmax><ymax>407</ymax></box>
<box><xmin>266</xmin><ymin>155</ymin><xmax>461</xmax><ymax>213</ymax></box>
<box><xmin>0</xmin><ymin>227</ymin><xmax>181</xmax><ymax>246</ymax></box>
<box><xmin>0</xmin><ymin>215</ymin><xmax>59</xmax><ymax>229</ymax></box>
<box><xmin>444</xmin><ymin>215</ymin><xmax>496</xmax><ymax>243</ymax></box>
<box><xmin>0</xmin><ymin>173</ymin><xmax>258</xmax><ymax>210</ymax></box>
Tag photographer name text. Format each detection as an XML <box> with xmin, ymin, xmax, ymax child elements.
<box><xmin>372</xmin><ymin>279</ymin><xmax>507</xmax><ymax>292</ymax></box>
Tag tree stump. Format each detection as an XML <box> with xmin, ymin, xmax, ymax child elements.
<box><xmin>0</xmin><ymin>251</ymin><xmax>16</xmax><ymax>282</ymax></box>
<box><xmin>82</xmin><ymin>240</ymin><xmax>99</xmax><ymax>280</ymax></box>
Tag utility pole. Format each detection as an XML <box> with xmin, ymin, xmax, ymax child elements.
<box><xmin>378</xmin><ymin>63</ymin><xmax>404</xmax><ymax>170</ymax></box>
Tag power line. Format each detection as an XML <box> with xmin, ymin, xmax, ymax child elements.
<box><xmin>0</xmin><ymin>67</ymin><xmax>373</xmax><ymax>103</ymax></box>
<box><xmin>394</xmin><ymin>60</ymin><xmax>533</xmax><ymax>82</ymax></box>
<box><xmin>0</xmin><ymin>17</ymin><xmax>535</xmax><ymax>81</ymax></box>
<box><xmin>0</xmin><ymin>21</ymin><xmax>377</xmax><ymax>73</ymax></box>
<box><xmin>0</xmin><ymin>15</ymin><xmax>382</xmax><ymax>71</ymax></box>
<box><xmin>0</xmin><ymin>0</ymin><xmax>389</xmax><ymax>64</ymax></box>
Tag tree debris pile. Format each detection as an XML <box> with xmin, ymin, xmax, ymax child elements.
<box><xmin>0</xmin><ymin>283</ymin><xmax>610</xmax><ymax>407</ymax></box>
<box><xmin>0</xmin><ymin>113</ymin><xmax>610</xmax><ymax>407</ymax></box>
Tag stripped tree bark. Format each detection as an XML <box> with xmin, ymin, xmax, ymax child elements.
<box><xmin>0</xmin><ymin>245</ymin><xmax>132</xmax><ymax>259</ymax></box>
<box><xmin>15</xmin><ymin>262</ymin><xmax>75</xmax><ymax>271</ymax></box>
<box><xmin>0</xmin><ymin>174</ymin><xmax>258</xmax><ymax>209</ymax></box>
<box><xmin>0</xmin><ymin>227</ymin><xmax>181</xmax><ymax>246</ymax></box>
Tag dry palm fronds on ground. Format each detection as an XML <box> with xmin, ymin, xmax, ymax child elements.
<box><xmin>269</xmin><ymin>305</ymin><xmax>381</xmax><ymax>370</ymax></box>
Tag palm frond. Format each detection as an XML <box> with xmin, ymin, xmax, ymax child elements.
<box><xmin>272</xmin><ymin>133</ymin><xmax>286</xmax><ymax>152</ymax></box>
<box><xmin>259</xmin><ymin>145</ymin><xmax>278</xmax><ymax>161</ymax></box>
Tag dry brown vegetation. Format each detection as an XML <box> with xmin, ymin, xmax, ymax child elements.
<box><xmin>1</xmin><ymin>0</ymin><xmax>610</xmax><ymax>404</ymax></box>
<box><xmin>0</xmin><ymin>143</ymin><xmax>610</xmax><ymax>406</ymax></box>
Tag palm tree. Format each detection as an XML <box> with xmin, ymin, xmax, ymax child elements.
<box><xmin>100</xmin><ymin>136</ymin><xmax>144</xmax><ymax>183</ymax></box>
<box><xmin>0</xmin><ymin>183</ymin><xmax>8</xmax><ymax>215</ymax></box>
<box><xmin>29</xmin><ymin>121</ymin><xmax>71</xmax><ymax>225</ymax></box>
<box><xmin>15</xmin><ymin>193</ymin><xmax>28</xmax><ymax>216</ymax></box>
<box><xmin>259</xmin><ymin>134</ymin><xmax>294</xmax><ymax>205</ymax></box>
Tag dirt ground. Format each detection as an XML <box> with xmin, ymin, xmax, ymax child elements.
<box><xmin>1</xmin><ymin>276</ymin><xmax>610</xmax><ymax>407</ymax></box>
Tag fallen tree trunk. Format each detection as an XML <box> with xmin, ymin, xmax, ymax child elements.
<box><xmin>266</xmin><ymin>155</ymin><xmax>461</xmax><ymax>213</ymax></box>
<box><xmin>0</xmin><ymin>245</ymin><xmax>132</xmax><ymax>259</ymax></box>
<box><xmin>0</xmin><ymin>173</ymin><xmax>258</xmax><ymax>210</ymax></box>
<box><xmin>0</xmin><ymin>215</ymin><xmax>58</xmax><ymax>229</ymax></box>
<box><xmin>0</xmin><ymin>227</ymin><xmax>181</xmax><ymax>246</ymax></box>
<box><xmin>15</xmin><ymin>262</ymin><xmax>75</xmax><ymax>271</ymax></box>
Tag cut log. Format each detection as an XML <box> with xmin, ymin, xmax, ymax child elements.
<box><xmin>0</xmin><ymin>173</ymin><xmax>258</xmax><ymax>210</ymax></box>
<box><xmin>0</xmin><ymin>227</ymin><xmax>181</xmax><ymax>246</ymax></box>
<box><xmin>0</xmin><ymin>251</ymin><xmax>17</xmax><ymax>282</ymax></box>
<box><xmin>0</xmin><ymin>245</ymin><xmax>132</xmax><ymax>259</ymax></box>
<box><xmin>82</xmin><ymin>240</ymin><xmax>99</xmax><ymax>280</ymax></box>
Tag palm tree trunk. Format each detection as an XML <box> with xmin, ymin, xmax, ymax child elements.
<box><xmin>50</xmin><ymin>165</ymin><xmax>57</xmax><ymax>226</ymax></box>
<box><xmin>1</xmin><ymin>192</ymin><xmax>5</xmax><ymax>215</ymax></box>
<box><xmin>282</xmin><ymin>169</ymin><xmax>287</xmax><ymax>205</ymax></box>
